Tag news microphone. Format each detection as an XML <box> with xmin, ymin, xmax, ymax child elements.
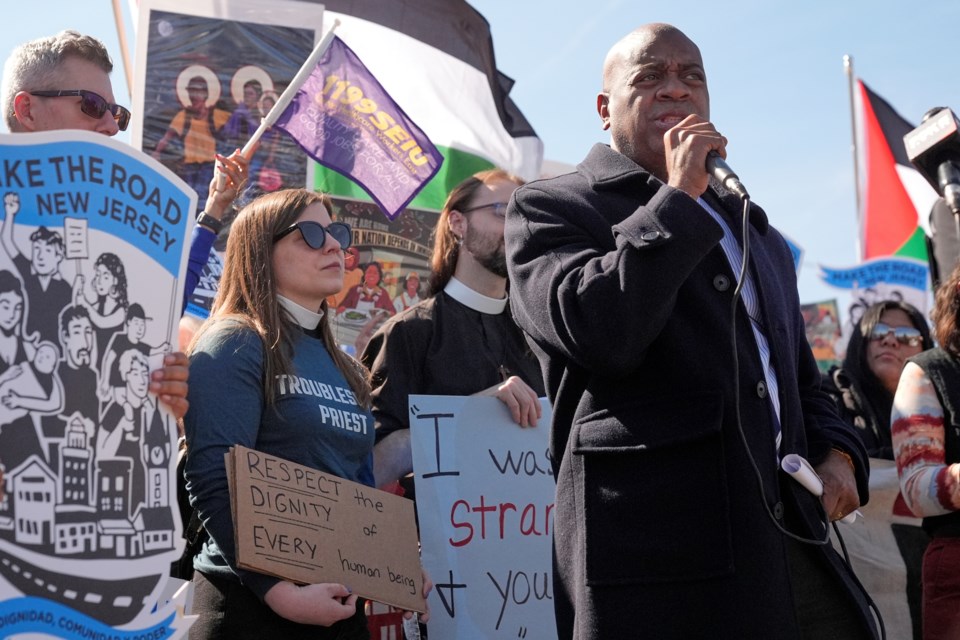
<box><xmin>937</xmin><ymin>160</ymin><xmax>960</xmax><ymax>215</ymax></box>
<box><xmin>903</xmin><ymin>107</ymin><xmax>960</xmax><ymax>214</ymax></box>
<box><xmin>707</xmin><ymin>151</ymin><xmax>749</xmax><ymax>200</ymax></box>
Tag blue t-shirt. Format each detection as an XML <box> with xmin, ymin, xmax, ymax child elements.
<box><xmin>184</xmin><ymin>320</ymin><xmax>374</xmax><ymax>599</ymax></box>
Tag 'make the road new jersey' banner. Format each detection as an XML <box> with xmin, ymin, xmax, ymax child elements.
<box><xmin>0</xmin><ymin>130</ymin><xmax>195</xmax><ymax>638</ymax></box>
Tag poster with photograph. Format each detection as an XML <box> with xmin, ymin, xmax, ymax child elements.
<box><xmin>132</xmin><ymin>0</ymin><xmax>323</xmax><ymax>320</ymax></box>
<box><xmin>0</xmin><ymin>130</ymin><xmax>195</xmax><ymax>637</ymax></box>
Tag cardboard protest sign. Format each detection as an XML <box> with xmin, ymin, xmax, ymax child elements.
<box><xmin>0</xmin><ymin>130</ymin><xmax>195</xmax><ymax>638</ymax></box>
<box><xmin>409</xmin><ymin>395</ymin><xmax>557</xmax><ymax>639</ymax></box>
<box><xmin>226</xmin><ymin>445</ymin><xmax>425</xmax><ymax>612</ymax></box>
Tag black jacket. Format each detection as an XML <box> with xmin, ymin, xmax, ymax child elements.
<box><xmin>505</xmin><ymin>144</ymin><xmax>875</xmax><ymax>639</ymax></box>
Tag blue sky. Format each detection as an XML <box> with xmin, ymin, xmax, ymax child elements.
<box><xmin>4</xmin><ymin>0</ymin><xmax>960</xmax><ymax>321</ymax></box>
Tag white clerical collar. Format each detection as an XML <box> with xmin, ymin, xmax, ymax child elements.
<box><xmin>444</xmin><ymin>277</ymin><xmax>507</xmax><ymax>315</ymax></box>
<box><xmin>278</xmin><ymin>295</ymin><xmax>324</xmax><ymax>329</ymax></box>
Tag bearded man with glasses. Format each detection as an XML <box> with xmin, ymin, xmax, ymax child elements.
<box><xmin>362</xmin><ymin>169</ymin><xmax>545</xmax><ymax>499</ymax></box>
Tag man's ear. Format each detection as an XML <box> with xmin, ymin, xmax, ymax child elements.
<box><xmin>597</xmin><ymin>93</ymin><xmax>611</xmax><ymax>131</ymax></box>
<box><xmin>448</xmin><ymin>210</ymin><xmax>466</xmax><ymax>239</ymax></box>
<box><xmin>13</xmin><ymin>92</ymin><xmax>39</xmax><ymax>132</ymax></box>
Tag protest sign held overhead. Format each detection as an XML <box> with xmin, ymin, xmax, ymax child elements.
<box><xmin>131</xmin><ymin>0</ymin><xmax>323</xmax><ymax>322</ymax></box>
<box><xmin>820</xmin><ymin>256</ymin><xmax>930</xmax><ymax>323</ymax></box>
<box><xmin>0</xmin><ymin>130</ymin><xmax>195</xmax><ymax>638</ymax></box>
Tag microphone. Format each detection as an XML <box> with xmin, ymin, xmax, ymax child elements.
<box><xmin>937</xmin><ymin>158</ymin><xmax>960</xmax><ymax>215</ymax></box>
<box><xmin>903</xmin><ymin>107</ymin><xmax>960</xmax><ymax>214</ymax></box>
<box><xmin>707</xmin><ymin>151</ymin><xmax>749</xmax><ymax>200</ymax></box>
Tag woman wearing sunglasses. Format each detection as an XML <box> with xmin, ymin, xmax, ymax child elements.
<box><xmin>183</xmin><ymin>188</ymin><xmax>425</xmax><ymax>637</ymax></box>
<box><xmin>823</xmin><ymin>300</ymin><xmax>934</xmax><ymax>459</ymax></box>
<box><xmin>893</xmin><ymin>263</ymin><xmax>960</xmax><ymax>640</ymax></box>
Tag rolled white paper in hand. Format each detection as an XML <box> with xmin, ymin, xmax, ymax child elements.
<box><xmin>781</xmin><ymin>453</ymin><xmax>859</xmax><ymax>524</ymax></box>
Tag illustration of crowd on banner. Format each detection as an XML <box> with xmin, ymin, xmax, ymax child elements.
<box><xmin>6</xmin><ymin>0</ymin><xmax>960</xmax><ymax>637</ymax></box>
<box><xmin>0</xmin><ymin>131</ymin><xmax>192</xmax><ymax>634</ymax></box>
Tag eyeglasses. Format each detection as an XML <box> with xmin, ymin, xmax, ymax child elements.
<box><xmin>869</xmin><ymin>323</ymin><xmax>923</xmax><ymax>347</ymax></box>
<box><xmin>29</xmin><ymin>89</ymin><xmax>131</xmax><ymax>131</ymax></box>
<box><xmin>273</xmin><ymin>221</ymin><xmax>352</xmax><ymax>250</ymax></box>
<box><xmin>461</xmin><ymin>202</ymin><xmax>509</xmax><ymax>218</ymax></box>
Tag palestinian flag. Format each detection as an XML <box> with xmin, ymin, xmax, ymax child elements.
<box><xmin>858</xmin><ymin>80</ymin><xmax>937</xmax><ymax>261</ymax></box>
<box><xmin>313</xmin><ymin>0</ymin><xmax>543</xmax><ymax>212</ymax></box>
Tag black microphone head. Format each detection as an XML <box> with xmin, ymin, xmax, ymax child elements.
<box><xmin>706</xmin><ymin>152</ymin><xmax>749</xmax><ymax>200</ymax></box>
<box><xmin>904</xmin><ymin>107</ymin><xmax>960</xmax><ymax>193</ymax></box>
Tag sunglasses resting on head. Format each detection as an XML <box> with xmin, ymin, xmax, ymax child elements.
<box><xmin>29</xmin><ymin>89</ymin><xmax>131</xmax><ymax>131</ymax></box>
<box><xmin>273</xmin><ymin>221</ymin><xmax>352</xmax><ymax>250</ymax></box>
<box><xmin>869</xmin><ymin>322</ymin><xmax>923</xmax><ymax>347</ymax></box>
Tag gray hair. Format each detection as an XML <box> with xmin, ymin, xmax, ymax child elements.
<box><xmin>2</xmin><ymin>30</ymin><xmax>113</xmax><ymax>131</ymax></box>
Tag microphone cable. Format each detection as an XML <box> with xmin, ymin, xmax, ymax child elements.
<box><xmin>725</xmin><ymin>193</ymin><xmax>886</xmax><ymax>639</ymax></box>
<box><xmin>726</xmin><ymin>194</ymin><xmax>830</xmax><ymax>546</ymax></box>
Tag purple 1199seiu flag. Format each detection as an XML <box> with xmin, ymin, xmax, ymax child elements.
<box><xmin>274</xmin><ymin>36</ymin><xmax>443</xmax><ymax>220</ymax></box>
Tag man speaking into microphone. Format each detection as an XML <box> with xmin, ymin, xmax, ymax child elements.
<box><xmin>505</xmin><ymin>23</ymin><xmax>878</xmax><ymax>639</ymax></box>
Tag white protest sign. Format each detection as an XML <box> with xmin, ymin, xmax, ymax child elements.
<box><xmin>410</xmin><ymin>395</ymin><xmax>557</xmax><ymax>639</ymax></box>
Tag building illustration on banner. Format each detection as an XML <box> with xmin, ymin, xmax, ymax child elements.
<box><xmin>0</xmin><ymin>131</ymin><xmax>193</xmax><ymax>635</ymax></box>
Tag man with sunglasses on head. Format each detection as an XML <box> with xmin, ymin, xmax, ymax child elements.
<box><xmin>1</xmin><ymin>30</ymin><xmax>194</xmax><ymax>420</ymax></box>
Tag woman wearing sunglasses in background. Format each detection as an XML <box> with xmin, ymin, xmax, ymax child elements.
<box><xmin>822</xmin><ymin>300</ymin><xmax>934</xmax><ymax>459</ymax></box>
<box><xmin>893</xmin><ymin>263</ymin><xmax>960</xmax><ymax>640</ymax></box>
<box><xmin>183</xmin><ymin>188</ymin><xmax>428</xmax><ymax>638</ymax></box>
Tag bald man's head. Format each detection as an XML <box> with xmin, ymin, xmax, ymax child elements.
<box><xmin>597</xmin><ymin>24</ymin><xmax>708</xmax><ymax>179</ymax></box>
<box><xmin>601</xmin><ymin>24</ymin><xmax>692</xmax><ymax>87</ymax></box>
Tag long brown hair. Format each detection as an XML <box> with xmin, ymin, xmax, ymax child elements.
<box><xmin>932</xmin><ymin>262</ymin><xmax>960</xmax><ymax>357</ymax></box>
<box><xmin>190</xmin><ymin>188</ymin><xmax>370</xmax><ymax>407</ymax></box>
<box><xmin>427</xmin><ymin>169</ymin><xmax>524</xmax><ymax>296</ymax></box>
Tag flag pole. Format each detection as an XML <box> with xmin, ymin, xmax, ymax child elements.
<box><xmin>111</xmin><ymin>0</ymin><xmax>134</xmax><ymax>100</ymax></box>
<box><xmin>844</xmin><ymin>54</ymin><xmax>863</xmax><ymax>261</ymax></box>
<box><xmin>240</xmin><ymin>19</ymin><xmax>341</xmax><ymax>158</ymax></box>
